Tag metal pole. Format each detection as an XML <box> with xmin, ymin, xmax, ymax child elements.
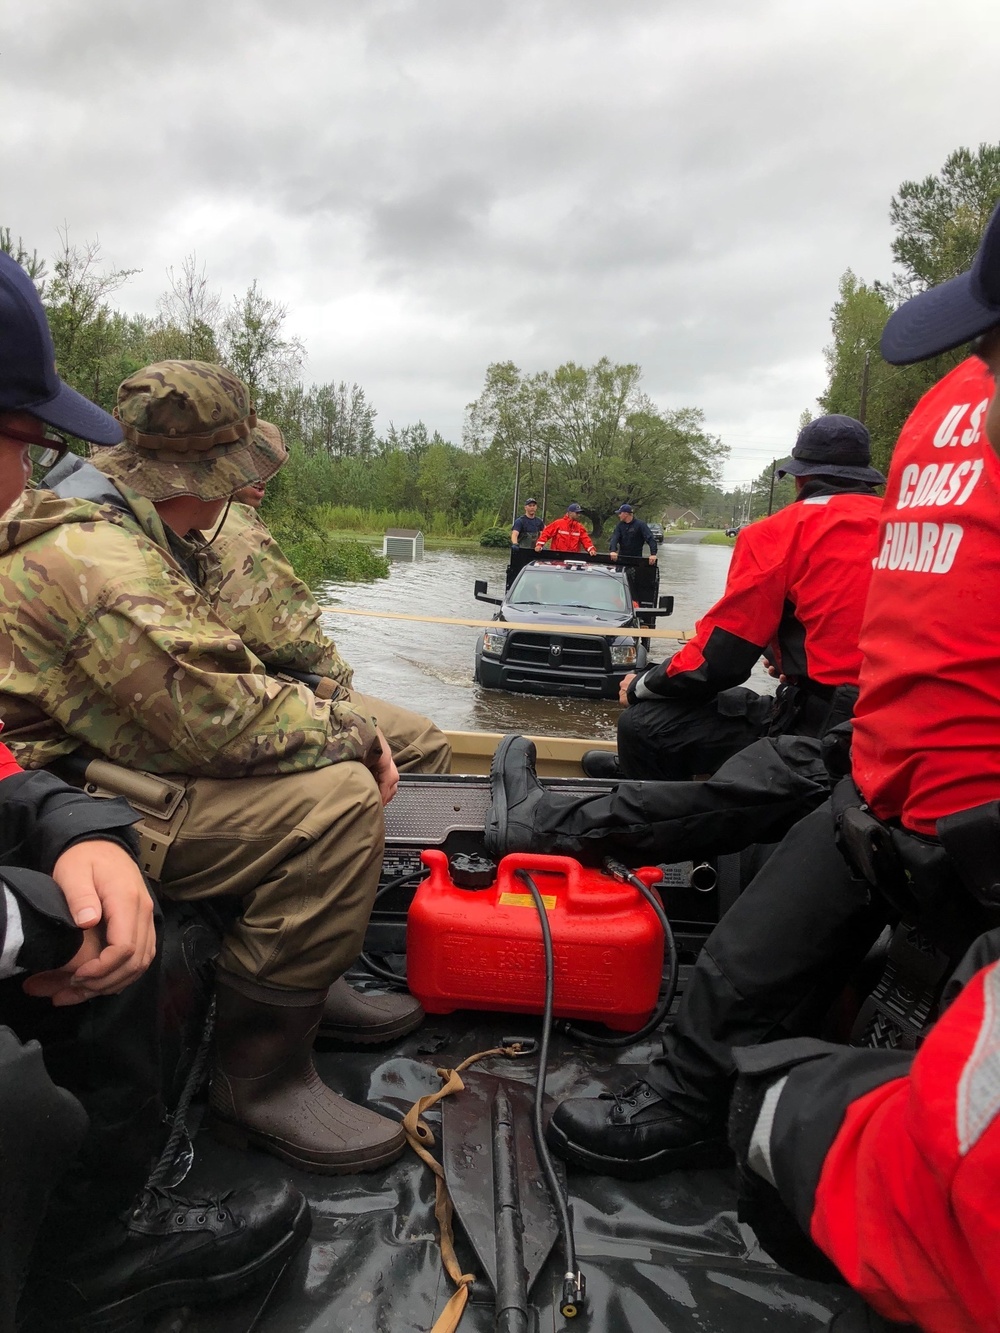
<box><xmin>766</xmin><ymin>459</ymin><xmax>777</xmax><ymax>515</ymax></box>
<box><xmin>492</xmin><ymin>1087</ymin><xmax>530</xmax><ymax>1333</ymax></box>
<box><xmin>859</xmin><ymin>351</ymin><xmax>871</xmax><ymax>425</ymax></box>
<box><xmin>541</xmin><ymin>439</ymin><xmax>550</xmax><ymax>520</ymax></box>
<box><xmin>511</xmin><ymin>449</ymin><xmax>521</xmax><ymax>527</ymax></box>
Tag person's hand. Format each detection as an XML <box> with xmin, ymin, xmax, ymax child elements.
<box><xmin>369</xmin><ymin>726</ymin><xmax>400</xmax><ymax>806</ymax></box>
<box><xmin>22</xmin><ymin>928</ymin><xmax>104</xmax><ymax>1007</ymax></box>
<box><xmin>764</xmin><ymin>661</ymin><xmax>787</xmax><ymax>683</ymax></box>
<box><xmin>610</xmin><ymin>551</ymin><xmax>618</xmax><ymax>561</ymax></box>
<box><xmin>534</xmin><ymin>543</ymin><xmax>543</xmax><ymax>551</ymax></box>
<box><xmin>648</xmin><ymin>555</ymin><xmax>657</xmax><ymax>565</ymax></box>
<box><xmin>22</xmin><ymin>840</ymin><xmax>155</xmax><ymax>1005</ymax></box>
<box><xmin>619</xmin><ymin>671</ymin><xmax>637</xmax><ymax>706</ymax></box>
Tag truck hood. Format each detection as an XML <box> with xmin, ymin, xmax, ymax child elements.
<box><xmin>499</xmin><ymin>604</ymin><xmax>635</xmax><ymax>630</ymax></box>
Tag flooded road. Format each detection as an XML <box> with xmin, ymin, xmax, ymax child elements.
<box><xmin>318</xmin><ymin>541</ymin><xmax>773</xmax><ymax>740</ymax></box>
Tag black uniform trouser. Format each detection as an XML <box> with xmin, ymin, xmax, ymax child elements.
<box><xmin>0</xmin><ymin>1029</ymin><xmax>87</xmax><ymax>1333</ymax></box>
<box><xmin>644</xmin><ymin>800</ymin><xmax>891</xmax><ymax>1116</ymax></box>
<box><xmin>532</xmin><ymin>734</ymin><xmax>833</xmax><ymax>867</ymax></box>
<box><xmin>0</xmin><ymin>951</ymin><xmax>164</xmax><ymax>1260</ymax></box>
<box><xmin>618</xmin><ymin>687</ymin><xmax>776</xmax><ymax>780</ymax></box>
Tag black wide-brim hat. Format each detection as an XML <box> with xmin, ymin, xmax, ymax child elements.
<box><xmin>776</xmin><ymin>413</ymin><xmax>886</xmax><ymax>486</ymax></box>
<box><xmin>881</xmin><ymin>197</ymin><xmax>1000</xmax><ymax>365</ymax></box>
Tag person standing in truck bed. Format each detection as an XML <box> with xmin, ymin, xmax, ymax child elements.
<box><xmin>535</xmin><ymin>502</ymin><xmax>597</xmax><ymax>554</ymax></box>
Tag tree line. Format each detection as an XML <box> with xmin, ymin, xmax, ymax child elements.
<box><xmin>0</xmin><ymin>231</ymin><xmax>726</xmax><ymax>541</ymax></box>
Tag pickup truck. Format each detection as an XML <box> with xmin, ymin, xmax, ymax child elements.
<box><xmin>473</xmin><ymin>550</ymin><xmax>673</xmax><ymax>698</ymax></box>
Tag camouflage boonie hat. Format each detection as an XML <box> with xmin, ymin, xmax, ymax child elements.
<box><xmin>94</xmin><ymin>361</ymin><xmax>285</xmax><ymax>502</ymax></box>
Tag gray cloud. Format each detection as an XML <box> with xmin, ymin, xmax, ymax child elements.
<box><xmin>2</xmin><ymin>0</ymin><xmax>996</xmax><ymax>481</ymax></box>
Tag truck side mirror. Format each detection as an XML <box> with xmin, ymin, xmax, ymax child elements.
<box><xmin>474</xmin><ymin>580</ymin><xmax>503</xmax><ymax>606</ymax></box>
<box><xmin>659</xmin><ymin>595</ymin><xmax>674</xmax><ymax>615</ymax></box>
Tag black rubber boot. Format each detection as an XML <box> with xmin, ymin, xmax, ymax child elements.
<box><xmin>23</xmin><ymin>1180</ymin><xmax>310</xmax><ymax>1330</ymax></box>
<box><xmin>484</xmin><ymin>734</ymin><xmax>551</xmax><ymax>859</ymax></box>
<box><xmin>581</xmin><ymin>749</ymin><xmax>621</xmax><ymax>779</ymax></box>
<box><xmin>546</xmin><ymin>1079</ymin><xmax>730</xmax><ymax>1180</ymax></box>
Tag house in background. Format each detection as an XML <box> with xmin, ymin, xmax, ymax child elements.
<box><xmin>661</xmin><ymin>505</ymin><xmax>703</xmax><ymax>530</ymax></box>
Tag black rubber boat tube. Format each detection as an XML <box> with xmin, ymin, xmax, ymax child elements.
<box><xmin>515</xmin><ymin>868</ymin><xmax>586</xmax><ymax>1319</ymax></box>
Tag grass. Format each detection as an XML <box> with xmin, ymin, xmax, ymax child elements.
<box><xmin>700</xmin><ymin>531</ymin><xmax>737</xmax><ymax>546</ymax></box>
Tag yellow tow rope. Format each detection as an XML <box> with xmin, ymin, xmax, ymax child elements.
<box><xmin>401</xmin><ymin>1044</ymin><xmax>529</xmax><ymax>1333</ymax></box>
<box><xmin>321</xmin><ymin>606</ymin><xmax>693</xmax><ymax>641</ymax></box>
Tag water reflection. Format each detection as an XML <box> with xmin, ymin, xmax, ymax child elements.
<box><xmin>318</xmin><ymin>542</ymin><xmax>772</xmax><ymax>740</ymax></box>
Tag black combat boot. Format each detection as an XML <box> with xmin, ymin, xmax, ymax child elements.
<box><xmin>23</xmin><ymin>1180</ymin><xmax>310</xmax><ymax>1330</ymax></box>
<box><xmin>484</xmin><ymin>734</ymin><xmax>558</xmax><ymax>859</ymax></box>
<box><xmin>546</xmin><ymin>1079</ymin><xmax>729</xmax><ymax>1180</ymax></box>
<box><xmin>581</xmin><ymin>749</ymin><xmax>621</xmax><ymax>779</ymax></box>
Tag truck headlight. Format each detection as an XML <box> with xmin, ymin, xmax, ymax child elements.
<box><xmin>483</xmin><ymin>628</ymin><xmax>508</xmax><ymax>657</ymax></box>
<box><xmin>610</xmin><ymin>642</ymin><xmax>637</xmax><ymax>667</ymax></box>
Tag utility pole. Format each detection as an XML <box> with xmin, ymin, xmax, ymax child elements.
<box><xmin>511</xmin><ymin>448</ymin><xmax>521</xmax><ymax>526</ymax></box>
<box><xmin>766</xmin><ymin>459</ymin><xmax>777</xmax><ymax>515</ymax></box>
<box><xmin>541</xmin><ymin>439</ymin><xmax>550</xmax><ymax>520</ymax></box>
<box><xmin>858</xmin><ymin>351</ymin><xmax>871</xmax><ymax>425</ymax></box>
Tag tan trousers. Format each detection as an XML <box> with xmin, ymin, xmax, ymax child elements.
<box><xmin>349</xmin><ymin>691</ymin><xmax>451</xmax><ymax>774</ymax></box>
<box><xmin>157</xmin><ymin>762</ymin><xmax>385</xmax><ymax>992</ymax></box>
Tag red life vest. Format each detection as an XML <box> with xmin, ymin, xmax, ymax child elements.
<box><xmin>537</xmin><ymin>517</ymin><xmax>595</xmax><ymax>554</ymax></box>
<box><xmin>852</xmin><ymin>356</ymin><xmax>999</xmax><ymax>835</ymax></box>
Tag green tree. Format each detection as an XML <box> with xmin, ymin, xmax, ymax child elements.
<box><xmin>820</xmin><ymin>142</ymin><xmax>1000</xmax><ymax>471</ymax></box>
<box><xmin>157</xmin><ymin>252</ymin><xmax>222</xmax><ymax>361</ymax></box>
<box><xmin>220</xmin><ymin>280</ymin><xmax>304</xmax><ymax>418</ymax></box>
<box><xmin>464</xmin><ymin>358</ymin><xmax>725</xmax><ymax>538</ymax></box>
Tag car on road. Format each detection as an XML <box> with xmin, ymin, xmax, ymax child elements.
<box><xmin>473</xmin><ymin>558</ymin><xmax>672</xmax><ymax>698</ymax></box>
<box><xmin>724</xmin><ymin>522</ymin><xmax>749</xmax><ymax>538</ymax></box>
<box><xmin>647</xmin><ymin>521</ymin><xmax>664</xmax><ymax>541</ymax></box>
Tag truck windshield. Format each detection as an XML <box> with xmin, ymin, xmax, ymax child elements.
<box><xmin>509</xmin><ymin>570</ymin><xmax>630</xmax><ymax>613</ymax></box>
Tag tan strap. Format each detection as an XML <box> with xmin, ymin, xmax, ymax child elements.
<box><xmin>402</xmin><ymin>1045</ymin><xmax>527</xmax><ymax>1333</ymax></box>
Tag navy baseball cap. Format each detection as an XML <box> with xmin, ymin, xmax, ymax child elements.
<box><xmin>881</xmin><ymin>197</ymin><xmax>1000</xmax><ymax>365</ymax></box>
<box><xmin>0</xmin><ymin>252</ymin><xmax>122</xmax><ymax>444</ymax></box>
<box><xmin>524</xmin><ymin>496</ymin><xmax>538</xmax><ymax>504</ymax></box>
<box><xmin>617</xmin><ymin>503</ymin><xmax>633</xmax><ymax>513</ymax></box>
<box><xmin>776</xmin><ymin>414</ymin><xmax>885</xmax><ymax>486</ymax></box>
<box><xmin>566</xmin><ymin>502</ymin><xmax>582</xmax><ymax>512</ymax></box>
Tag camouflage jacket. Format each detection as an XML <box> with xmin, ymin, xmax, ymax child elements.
<box><xmin>0</xmin><ymin>485</ymin><xmax>378</xmax><ymax>777</ymax></box>
<box><xmin>210</xmin><ymin>505</ymin><xmax>354</xmax><ymax>696</ymax></box>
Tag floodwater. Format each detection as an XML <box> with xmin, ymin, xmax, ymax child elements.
<box><xmin>317</xmin><ymin>540</ymin><xmax>774</xmax><ymax>740</ymax></box>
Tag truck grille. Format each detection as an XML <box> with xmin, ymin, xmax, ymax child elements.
<box><xmin>505</xmin><ymin>632</ymin><xmax>607</xmax><ymax>671</ymax></box>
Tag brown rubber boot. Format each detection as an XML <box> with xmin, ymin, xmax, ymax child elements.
<box><xmin>319</xmin><ymin>976</ymin><xmax>425</xmax><ymax>1045</ymax></box>
<box><xmin>208</xmin><ymin>974</ymin><xmax>405</xmax><ymax>1174</ymax></box>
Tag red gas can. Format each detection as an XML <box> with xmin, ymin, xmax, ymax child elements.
<box><xmin>406</xmin><ymin>851</ymin><xmax>665</xmax><ymax>1031</ymax></box>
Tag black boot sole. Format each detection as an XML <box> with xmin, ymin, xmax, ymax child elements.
<box><xmin>546</xmin><ymin>1117</ymin><xmax>732</xmax><ymax>1181</ymax></box>
<box><xmin>484</xmin><ymin>732</ymin><xmax>520</xmax><ymax>858</ymax></box>
<box><xmin>56</xmin><ymin>1195</ymin><xmax>312</xmax><ymax>1331</ymax></box>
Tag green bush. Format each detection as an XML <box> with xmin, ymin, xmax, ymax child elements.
<box><xmin>268</xmin><ymin>513</ymin><xmax>389</xmax><ymax>587</ymax></box>
<box><xmin>479</xmin><ymin>526</ymin><xmax>510</xmax><ymax>548</ymax></box>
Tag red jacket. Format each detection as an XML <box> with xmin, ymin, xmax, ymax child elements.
<box><xmin>536</xmin><ymin>516</ymin><xmax>596</xmax><ymax>555</ymax></box>
<box><xmin>631</xmin><ymin>484</ymin><xmax>882</xmax><ymax>704</ymax></box>
<box><xmin>809</xmin><ymin>959</ymin><xmax>1000</xmax><ymax>1333</ymax></box>
<box><xmin>852</xmin><ymin>357</ymin><xmax>998</xmax><ymax>834</ymax></box>
<box><xmin>0</xmin><ymin>733</ymin><xmax>21</xmax><ymax>781</ymax></box>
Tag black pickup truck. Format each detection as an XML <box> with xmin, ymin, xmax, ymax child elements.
<box><xmin>473</xmin><ymin>548</ymin><xmax>673</xmax><ymax>698</ymax></box>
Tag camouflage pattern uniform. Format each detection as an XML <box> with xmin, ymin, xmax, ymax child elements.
<box><xmin>211</xmin><ymin>504</ymin><xmax>451</xmax><ymax>773</ymax></box>
<box><xmin>0</xmin><ymin>362</ymin><xmax>387</xmax><ymax>992</ymax></box>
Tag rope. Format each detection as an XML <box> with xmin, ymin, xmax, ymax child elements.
<box><xmin>145</xmin><ymin>996</ymin><xmax>217</xmax><ymax>1190</ymax></box>
<box><xmin>318</xmin><ymin>606</ymin><xmax>692</xmax><ymax>640</ymax></box>
<box><xmin>402</xmin><ymin>1044</ymin><xmax>527</xmax><ymax>1333</ymax></box>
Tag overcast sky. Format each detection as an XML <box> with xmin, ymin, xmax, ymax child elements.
<box><xmin>2</xmin><ymin>0</ymin><xmax>997</xmax><ymax>486</ymax></box>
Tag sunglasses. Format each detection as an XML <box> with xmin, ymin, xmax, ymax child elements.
<box><xmin>0</xmin><ymin>423</ymin><xmax>70</xmax><ymax>471</ymax></box>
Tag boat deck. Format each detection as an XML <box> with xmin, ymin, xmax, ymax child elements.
<box><xmin>162</xmin><ymin>1009</ymin><xmax>858</xmax><ymax>1333</ymax></box>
